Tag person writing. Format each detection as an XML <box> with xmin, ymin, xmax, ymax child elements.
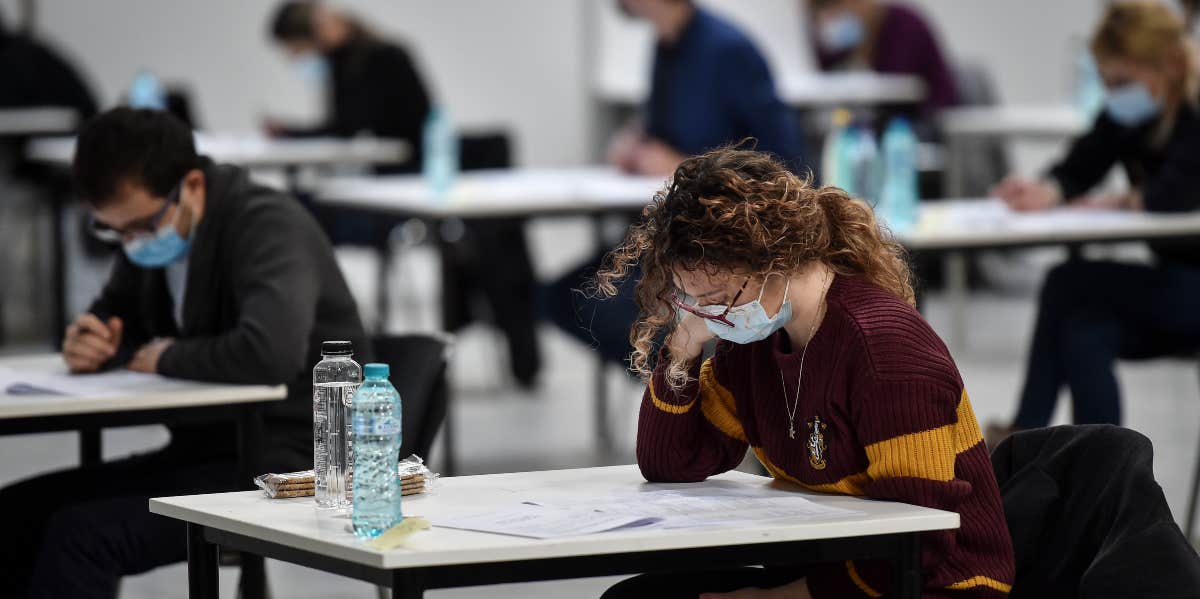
<box><xmin>805</xmin><ymin>0</ymin><xmax>960</xmax><ymax>116</ymax></box>
<box><xmin>0</xmin><ymin>108</ymin><xmax>369</xmax><ymax>598</ymax></box>
<box><xmin>988</xmin><ymin>1</ymin><xmax>1200</xmax><ymax>442</ymax></box>
<box><xmin>598</xmin><ymin>147</ymin><xmax>1014</xmax><ymax>598</ymax></box>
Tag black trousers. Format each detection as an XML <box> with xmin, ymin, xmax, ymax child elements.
<box><xmin>1013</xmin><ymin>260</ymin><xmax>1200</xmax><ymax>428</ymax></box>
<box><xmin>0</xmin><ymin>444</ymin><xmax>238</xmax><ymax>599</ymax></box>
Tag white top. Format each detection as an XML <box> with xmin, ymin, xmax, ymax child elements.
<box><xmin>940</xmin><ymin>104</ymin><xmax>1089</xmax><ymax>139</ymax></box>
<box><xmin>150</xmin><ymin>465</ymin><xmax>958</xmax><ymax>570</ymax></box>
<box><xmin>0</xmin><ymin>107</ymin><xmax>78</xmax><ymax>136</ymax></box>
<box><xmin>25</xmin><ymin>132</ymin><xmax>409</xmax><ymax>169</ymax></box>
<box><xmin>315</xmin><ymin>168</ymin><xmax>667</xmax><ymax>219</ymax></box>
<box><xmin>597</xmin><ymin>71</ymin><xmax>926</xmax><ymax>107</ymax></box>
<box><xmin>0</xmin><ymin>354</ymin><xmax>285</xmax><ymax>420</ymax></box>
<box><xmin>166</xmin><ymin>258</ymin><xmax>189</xmax><ymax>329</ymax></box>
<box><xmin>900</xmin><ymin>198</ymin><xmax>1200</xmax><ymax>251</ymax></box>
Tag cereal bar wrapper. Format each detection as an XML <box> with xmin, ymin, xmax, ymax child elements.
<box><xmin>254</xmin><ymin>454</ymin><xmax>438</xmax><ymax>498</ymax></box>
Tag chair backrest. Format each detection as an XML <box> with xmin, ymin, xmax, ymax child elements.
<box><xmin>948</xmin><ymin>60</ymin><xmax>1009</xmax><ymax>197</ymax></box>
<box><xmin>370</xmin><ymin>333</ymin><xmax>453</xmax><ymax>465</ymax></box>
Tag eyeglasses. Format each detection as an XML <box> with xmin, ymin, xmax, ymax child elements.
<box><xmin>88</xmin><ymin>184</ymin><xmax>180</xmax><ymax>244</ymax></box>
<box><xmin>667</xmin><ymin>277</ymin><xmax>750</xmax><ymax>328</ymax></box>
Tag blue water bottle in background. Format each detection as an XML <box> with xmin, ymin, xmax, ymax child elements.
<box><xmin>422</xmin><ymin>106</ymin><xmax>459</xmax><ymax>200</ymax></box>
<box><xmin>351</xmin><ymin>363</ymin><xmax>403</xmax><ymax>538</ymax></box>
<box><xmin>128</xmin><ymin>69</ymin><xmax>167</xmax><ymax>110</ymax></box>
<box><xmin>879</xmin><ymin>116</ymin><xmax>919</xmax><ymax>233</ymax></box>
<box><xmin>821</xmin><ymin>108</ymin><xmax>854</xmax><ymax>189</ymax></box>
<box><xmin>848</xmin><ymin>120</ymin><xmax>882</xmax><ymax>206</ymax></box>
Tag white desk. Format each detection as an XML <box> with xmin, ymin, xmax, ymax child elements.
<box><xmin>0</xmin><ymin>354</ymin><xmax>285</xmax><ymax>467</ymax></box>
<box><xmin>316</xmin><ymin>168</ymin><xmax>665</xmax><ymax>219</ymax></box>
<box><xmin>0</xmin><ymin>107</ymin><xmax>78</xmax><ymax>136</ymax></box>
<box><xmin>597</xmin><ymin>71</ymin><xmax>925</xmax><ymax>108</ymax></box>
<box><xmin>938</xmin><ymin>104</ymin><xmax>1089</xmax><ymax>197</ymax></box>
<box><xmin>25</xmin><ymin>131</ymin><xmax>409</xmax><ymax>169</ymax></box>
<box><xmin>152</xmin><ymin>465</ymin><xmax>957</xmax><ymax>598</ymax></box>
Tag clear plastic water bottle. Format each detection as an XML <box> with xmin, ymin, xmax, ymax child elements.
<box><xmin>848</xmin><ymin>121</ymin><xmax>882</xmax><ymax>206</ymax></box>
<box><xmin>422</xmin><ymin>106</ymin><xmax>459</xmax><ymax>199</ymax></box>
<box><xmin>821</xmin><ymin>108</ymin><xmax>854</xmax><ymax>189</ymax></box>
<box><xmin>128</xmin><ymin>69</ymin><xmax>167</xmax><ymax>110</ymax></box>
<box><xmin>1074</xmin><ymin>45</ymin><xmax>1105</xmax><ymax>119</ymax></box>
<box><xmin>352</xmin><ymin>363</ymin><xmax>403</xmax><ymax>538</ymax></box>
<box><xmin>879</xmin><ymin>117</ymin><xmax>920</xmax><ymax>233</ymax></box>
<box><xmin>313</xmin><ymin>341</ymin><xmax>362</xmax><ymax>510</ymax></box>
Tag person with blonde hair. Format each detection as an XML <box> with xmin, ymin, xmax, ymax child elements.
<box><xmin>989</xmin><ymin>0</ymin><xmax>1200</xmax><ymax>441</ymax></box>
<box><xmin>598</xmin><ymin>148</ymin><xmax>1014</xmax><ymax>598</ymax></box>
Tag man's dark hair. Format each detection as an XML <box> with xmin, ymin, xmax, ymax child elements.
<box><xmin>270</xmin><ymin>1</ymin><xmax>317</xmax><ymax>42</ymax></box>
<box><xmin>73</xmin><ymin>107</ymin><xmax>199</xmax><ymax>206</ymax></box>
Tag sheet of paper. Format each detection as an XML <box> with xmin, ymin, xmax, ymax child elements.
<box><xmin>0</xmin><ymin>366</ymin><xmax>194</xmax><ymax>398</ymax></box>
<box><xmin>431</xmin><ymin>483</ymin><xmax>862</xmax><ymax>539</ymax></box>
<box><xmin>434</xmin><ymin>504</ymin><xmax>662</xmax><ymax>539</ymax></box>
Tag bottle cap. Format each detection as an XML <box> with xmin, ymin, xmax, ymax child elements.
<box><xmin>321</xmin><ymin>340</ymin><xmax>353</xmax><ymax>356</ymax></box>
<box><xmin>364</xmin><ymin>363</ymin><xmax>390</xmax><ymax>379</ymax></box>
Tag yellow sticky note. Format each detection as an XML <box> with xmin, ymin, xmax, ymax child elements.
<box><xmin>365</xmin><ymin>517</ymin><xmax>432</xmax><ymax>550</ymax></box>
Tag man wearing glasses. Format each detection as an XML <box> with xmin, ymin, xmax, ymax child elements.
<box><xmin>0</xmin><ymin>107</ymin><xmax>370</xmax><ymax>598</ymax></box>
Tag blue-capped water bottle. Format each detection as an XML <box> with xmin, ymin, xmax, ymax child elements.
<box><xmin>847</xmin><ymin>121</ymin><xmax>882</xmax><ymax>206</ymax></box>
<box><xmin>422</xmin><ymin>106</ymin><xmax>458</xmax><ymax>200</ymax></box>
<box><xmin>351</xmin><ymin>363</ymin><xmax>403</xmax><ymax>538</ymax></box>
<box><xmin>878</xmin><ymin>116</ymin><xmax>919</xmax><ymax>233</ymax></box>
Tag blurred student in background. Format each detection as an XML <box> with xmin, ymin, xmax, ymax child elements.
<box><xmin>267</xmin><ymin>0</ymin><xmax>430</xmax><ymax>172</ymax></box>
<box><xmin>988</xmin><ymin>1</ymin><xmax>1200</xmax><ymax>443</ymax></box>
<box><xmin>550</xmin><ymin>0</ymin><xmax>808</xmax><ymax>367</ymax></box>
<box><xmin>0</xmin><ymin>108</ymin><xmax>369</xmax><ymax>598</ymax></box>
<box><xmin>805</xmin><ymin>0</ymin><xmax>959</xmax><ymax>117</ymax></box>
<box><xmin>0</xmin><ymin>8</ymin><xmax>97</xmax><ymax>121</ymax></box>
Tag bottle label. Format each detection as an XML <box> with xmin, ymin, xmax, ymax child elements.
<box><xmin>354</xmin><ymin>416</ymin><xmax>401</xmax><ymax>436</ymax></box>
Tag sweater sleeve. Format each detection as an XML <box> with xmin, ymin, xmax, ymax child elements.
<box><xmin>807</xmin><ymin>369</ymin><xmax>1012</xmax><ymax>598</ymax></box>
<box><xmin>1046</xmin><ymin>114</ymin><xmax>1123</xmax><ymax>200</ymax></box>
<box><xmin>157</xmin><ymin>199</ymin><xmax>319</xmax><ymax>385</ymax></box>
<box><xmin>636</xmin><ymin>348</ymin><xmax>749</xmax><ymax>483</ymax></box>
<box><xmin>1141</xmin><ymin>119</ymin><xmax>1200</xmax><ymax>213</ymax></box>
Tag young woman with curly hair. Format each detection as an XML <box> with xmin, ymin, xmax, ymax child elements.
<box><xmin>597</xmin><ymin>148</ymin><xmax>1014</xmax><ymax>599</ymax></box>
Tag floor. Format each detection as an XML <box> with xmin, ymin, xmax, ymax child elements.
<box><xmin>2</xmin><ymin>211</ymin><xmax>1198</xmax><ymax>598</ymax></box>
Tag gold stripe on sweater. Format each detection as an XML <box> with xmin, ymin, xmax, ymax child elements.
<box><xmin>863</xmin><ymin>389</ymin><xmax>984</xmax><ymax>483</ymax></box>
<box><xmin>946</xmin><ymin>575</ymin><xmax>1012</xmax><ymax>593</ymax></box>
<box><xmin>699</xmin><ymin>359</ymin><xmax>747</xmax><ymax>443</ymax></box>
<box><xmin>648</xmin><ymin>378</ymin><xmax>695</xmax><ymax>414</ymax></box>
<box><xmin>846</xmin><ymin>561</ymin><xmax>883</xmax><ymax>598</ymax></box>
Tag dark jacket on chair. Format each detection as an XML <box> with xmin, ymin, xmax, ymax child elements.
<box><xmin>991</xmin><ymin>425</ymin><xmax>1200</xmax><ymax>598</ymax></box>
<box><xmin>89</xmin><ymin>159</ymin><xmax>370</xmax><ymax>472</ymax></box>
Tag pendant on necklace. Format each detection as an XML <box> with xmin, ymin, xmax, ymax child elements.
<box><xmin>788</xmin><ymin>422</ymin><xmax>796</xmax><ymax>439</ymax></box>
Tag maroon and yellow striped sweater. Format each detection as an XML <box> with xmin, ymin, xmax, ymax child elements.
<box><xmin>638</xmin><ymin>274</ymin><xmax>1015</xmax><ymax>598</ymax></box>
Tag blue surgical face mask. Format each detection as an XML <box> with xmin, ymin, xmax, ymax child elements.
<box><xmin>122</xmin><ymin>190</ymin><xmax>193</xmax><ymax>268</ymax></box>
<box><xmin>291</xmin><ymin>52</ymin><xmax>329</xmax><ymax>84</ymax></box>
<box><xmin>1105</xmin><ymin>82</ymin><xmax>1161</xmax><ymax>127</ymax></box>
<box><xmin>819</xmin><ymin>12</ymin><xmax>864</xmax><ymax>53</ymax></box>
<box><xmin>702</xmin><ymin>278</ymin><xmax>792</xmax><ymax>345</ymax></box>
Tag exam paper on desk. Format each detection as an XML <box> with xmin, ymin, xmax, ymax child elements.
<box><xmin>431</xmin><ymin>485</ymin><xmax>863</xmax><ymax>539</ymax></box>
<box><xmin>0</xmin><ymin>366</ymin><xmax>195</xmax><ymax>397</ymax></box>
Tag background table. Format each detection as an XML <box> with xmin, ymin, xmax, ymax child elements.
<box><xmin>317</xmin><ymin>168</ymin><xmax>663</xmax><ymax>453</ymax></box>
<box><xmin>152</xmin><ymin>465</ymin><xmax>958</xmax><ymax>599</ymax></box>
<box><xmin>0</xmin><ymin>106</ymin><xmax>79</xmax><ymax>137</ymax></box>
<box><xmin>596</xmin><ymin>71</ymin><xmax>925</xmax><ymax>108</ymax></box>
<box><xmin>938</xmin><ymin>104</ymin><xmax>1089</xmax><ymax>197</ymax></box>
<box><xmin>0</xmin><ymin>354</ymin><xmax>284</xmax><ymax>471</ymax></box>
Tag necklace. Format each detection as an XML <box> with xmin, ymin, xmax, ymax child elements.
<box><xmin>779</xmin><ymin>269</ymin><xmax>832</xmax><ymax>439</ymax></box>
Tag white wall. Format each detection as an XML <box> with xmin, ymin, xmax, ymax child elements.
<box><xmin>4</xmin><ymin>0</ymin><xmax>591</xmax><ymax>167</ymax></box>
<box><xmin>5</xmin><ymin>0</ymin><xmax>1114</xmax><ymax>167</ymax></box>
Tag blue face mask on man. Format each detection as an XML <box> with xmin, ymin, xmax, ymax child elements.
<box><xmin>291</xmin><ymin>52</ymin><xmax>329</xmax><ymax>84</ymax></box>
<box><xmin>1105</xmin><ymin>82</ymin><xmax>1161</xmax><ymax>127</ymax></box>
<box><xmin>121</xmin><ymin>184</ymin><xmax>193</xmax><ymax>268</ymax></box>
<box><xmin>819</xmin><ymin>12</ymin><xmax>865</xmax><ymax>53</ymax></box>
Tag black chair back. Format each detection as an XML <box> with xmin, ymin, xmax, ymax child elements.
<box><xmin>370</xmin><ymin>333</ymin><xmax>452</xmax><ymax>464</ymax></box>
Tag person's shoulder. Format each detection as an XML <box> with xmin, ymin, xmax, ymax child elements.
<box><xmin>883</xmin><ymin>3</ymin><xmax>936</xmax><ymax>34</ymax></box>
<box><xmin>695</xmin><ymin>9</ymin><xmax>760</xmax><ymax>55</ymax></box>
<box><xmin>210</xmin><ymin>163</ymin><xmax>311</xmax><ymax>229</ymax></box>
<box><xmin>830</xmin><ymin>275</ymin><xmax>960</xmax><ymax>388</ymax></box>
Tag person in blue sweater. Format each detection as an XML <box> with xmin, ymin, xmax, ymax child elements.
<box><xmin>550</xmin><ymin>0</ymin><xmax>809</xmax><ymax>366</ymax></box>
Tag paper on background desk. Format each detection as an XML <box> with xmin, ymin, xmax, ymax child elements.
<box><xmin>0</xmin><ymin>366</ymin><xmax>192</xmax><ymax>397</ymax></box>
<box><xmin>432</xmin><ymin>484</ymin><xmax>863</xmax><ymax>539</ymax></box>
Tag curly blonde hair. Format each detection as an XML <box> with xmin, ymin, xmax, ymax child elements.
<box><xmin>595</xmin><ymin>147</ymin><xmax>914</xmax><ymax>389</ymax></box>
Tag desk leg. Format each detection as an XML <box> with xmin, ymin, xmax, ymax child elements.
<box><xmin>594</xmin><ymin>354</ymin><xmax>612</xmax><ymax>455</ymax></box>
<box><xmin>79</xmin><ymin>427</ymin><xmax>101</xmax><ymax>466</ymax></box>
<box><xmin>187</xmin><ymin>524</ymin><xmax>219</xmax><ymax>599</ymax></box>
<box><xmin>376</xmin><ymin>241</ymin><xmax>393</xmax><ymax>334</ymax></box>
<box><xmin>50</xmin><ymin>188</ymin><xmax>67</xmax><ymax>346</ymax></box>
<box><xmin>237</xmin><ymin>404</ymin><xmax>265</xmax><ymax>488</ymax></box>
<box><xmin>893</xmin><ymin>532</ymin><xmax>922</xmax><ymax>599</ymax></box>
<box><xmin>392</xmin><ymin>569</ymin><xmax>426</xmax><ymax>599</ymax></box>
<box><xmin>944</xmin><ymin>251</ymin><xmax>968</xmax><ymax>353</ymax></box>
